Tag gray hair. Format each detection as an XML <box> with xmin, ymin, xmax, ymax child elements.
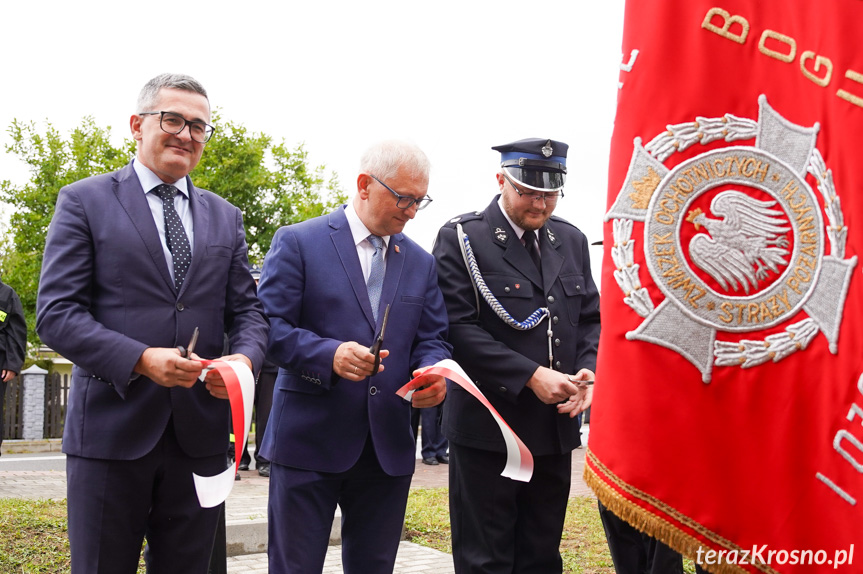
<box><xmin>359</xmin><ymin>140</ymin><xmax>430</xmax><ymax>182</ymax></box>
<box><xmin>136</xmin><ymin>73</ymin><xmax>209</xmax><ymax>112</ymax></box>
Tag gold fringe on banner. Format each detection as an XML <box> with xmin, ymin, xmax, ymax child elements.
<box><xmin>584</xmin><ymin>448</ymin><xmax>780</xmax><ymax>574</ymax></box>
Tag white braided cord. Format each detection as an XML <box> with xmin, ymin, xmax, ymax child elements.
<box><xmin>461</xmin><ymin>232</ymin><xmax>549</xmax><ymax>330</ymax></box>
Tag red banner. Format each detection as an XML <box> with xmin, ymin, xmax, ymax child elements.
<box><xmin>587</xmin><ymin>2</ymin><xmax>863</xmax><ymax>572</ymax></box>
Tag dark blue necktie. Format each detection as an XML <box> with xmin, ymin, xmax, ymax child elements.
<box><xmin>154</xmin><ymin>184</ymin><xmax>192</xmax><ymax>290</ymax></box>
<box><xmin>524</xmin><ymin>230</ymin><xmax>541</xmax><ymax>272</ymax></box>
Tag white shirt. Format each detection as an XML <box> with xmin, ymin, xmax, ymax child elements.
<box><xmin>133</xmin><ymin>159</ymin><xmax>195</xmax><ymax>283</ymax></box>
<box><xmin>344</xmin><ymin>202</ymin><xmax>389</xmax><ymax>282</ymax></box>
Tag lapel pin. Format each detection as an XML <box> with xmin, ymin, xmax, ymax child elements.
<box><xmin>394</xmin><ymin>245</ymin><xmax>400</xmax><ymax>253</ymax></box>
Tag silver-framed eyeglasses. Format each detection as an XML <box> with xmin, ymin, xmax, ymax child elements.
<box><xmin>502</xmin><ymin>172</ymin><xmax>564</xmax><ymax>204</ymax></box>
<box><xmin>139</xmin><ymin>111</ymin><xmax>216</xmax><ymax>143</ymax></box>
<box><xmin>369</xmin><ymin>174</ymin><xmax>433</xmax><ymax>210</ymax></box>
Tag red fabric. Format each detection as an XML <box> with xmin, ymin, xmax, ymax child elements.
<box><xmin>201</xmin><ymin>360</ymin><xmax>245</xmax><ymax>474</ymax></box>
<box><xmin>589</xmin><ymin>2</ymin><xmax>863</xmax><ymax>572</ymax></box>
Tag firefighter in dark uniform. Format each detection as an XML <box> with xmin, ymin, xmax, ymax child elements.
<box><xmin>432</xmin><ymin>138</ymin><xmax>600</xmax><ymax>573</ymax></box>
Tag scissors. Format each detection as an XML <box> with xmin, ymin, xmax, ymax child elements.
<box><xmin>369</xmin><ymin>305</ymin><xmax>390</xmax><ymax>376</ymax></box>
<box><xmin>178</xmin><ymin>327</ymin><xmax>199</xmax><ymax>359</ymax></box>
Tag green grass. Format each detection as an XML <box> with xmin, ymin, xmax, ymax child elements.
<box><xmin>0</xmin><ymin>498</ymin><xmax>70</xmax><ymax>573</ymax></box>
<box><xmin>0</xmin><ymin>498</ymin><xmax>146</xmax><ymax>573</ymax></box>
<box><xmin>404</xmin><ymin>489</ymin><xmax>698</xmax><ymax>574</ymax></box>
<box><xmin>404</xmin><ymin>489</ymin><xmax>616</xmax><ymax>573</ymax></box>
<box><xmin>3</xmin><ymin>491</ymin><xmax>695</xmax><ymax>573</ymax></box>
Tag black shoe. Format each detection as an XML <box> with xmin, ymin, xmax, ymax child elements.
<box><xmin>437</xmin><ymin>455</ymin><xmax>449</xmax><ymax>464</ymax></box>
<box><xmin>422</xmin><ymin>457</ymin><xmax>439</xmax><ymax>466</ymax></box>
<box><xmin>239</xmin><ymin>462</ymin><xmax>250</xmax><ymax>471</ymax></box>
<box><xmin>258</xmin><ymin>463</ymin><xmax>270</xmax><ymax>477</ymax></box>
<box><xmin>235</xmin><ymin>472</ymin><xmax>241</xmax><ymax>481</ymax></box>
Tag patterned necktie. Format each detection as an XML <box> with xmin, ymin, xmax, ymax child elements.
<box><xmin>154</xmin><ymin>184</ymin><xmax>192</xmax><ymax>291</ymax></box>
<box><xmin>367</xmin><ymin>235</ymin><xmax>386</xmax><ymax>322</ymax></box>
<box><xmin>523</xmin><ymin>230</ymin><xmax>541</xmax><ymax>272</ymax></box>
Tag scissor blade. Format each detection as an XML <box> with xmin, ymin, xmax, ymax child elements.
<box><xmin>379</xmin><ymin>305</ymin><xmax>391</xmax><ymax>339</ymax></box>
<box><xmin>187</xmin><ymin>327</ymin><xmax>199</xmax><ymax>357</ymax></box>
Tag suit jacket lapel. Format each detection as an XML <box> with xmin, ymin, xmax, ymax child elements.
<box><xmin>181</xmin><ymin>179</ymin><xmax>210</xmax><ymax>296</ymax></box>
<box><xmin>113</xmin><ymin>163</ymin><xmax>175</xmax><ymax>293</ymax></box>
<box><xmin>328</xmin><ymin>208</ymin><xmax>377</xmax><ymax>327</ymax></box>
<box><xmin>540</xmin><ymin>222</ymin><xmax>564</xmax><ymax>295</ymax></box>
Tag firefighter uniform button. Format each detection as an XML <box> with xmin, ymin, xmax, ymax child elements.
<box><xmin>555</xmin><ymin>361</ymin><xmax>561</xmax><ymax>369</ymax></box>
<box><xmin>555</xmin><ymin>339</ymin><xmax>561</xmax><ymax>347</ymax></box>
<box><xmin>504</xmin><ymin>286</ymin><xmax>511</xmax><ymax>293</ymax></box>
<box><xmin>553</xmin><ymin>316</ymin><xmax>559</xmax><ymax>324</ymax></box>
<box><xmin>369</xmin><ymin>386</ymin><xmax>378</xmax><ymax>395</ymax></box>
<box><xmin>547</xmin><ymin>296</ymin><xmax>555</xmax><ymax>304</ymax></box>
<box><xmin>498</xmin><ymin>386</ymin><xmax>507</xmax><ymax>393</ymax></box>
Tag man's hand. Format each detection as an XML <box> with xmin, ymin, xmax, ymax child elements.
<box><xmin>410</xmin><ymin>366</ymin><xmax>446</xmax><ymax>408</ymax></box>
<box><xmin>557</xmin><ymin>368</ymin><xmax>595</xmax><ymax>418</ymax></box>
<box><xmin>134</xmin><ymin>347</ymin><xmax>203</xmax><ymax>389</ymax></box>
<box><xmin>1</xmin><ymin>369</ymin><xmax>16</xmax><ymax>383</ymax></box>
<box><xmin>202</xmin><ymin>353</ymin><xmax>253</xmax><ymax>399</ymax></box>
<box><xmin>333</xmin><ymin>341</ymin><xmax>389</xmax><ymax>380</ymax></box>
<box><xmin>525</xmin><ymin>366</ymin><xmax>584</xmax><ymax>404</ymax></box>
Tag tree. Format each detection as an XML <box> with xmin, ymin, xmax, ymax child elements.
<box><xmin>191</xmin><ymin>112</ymin><xmax>346</xmax><ymax>263</ymax></box>
<box><xmin>0</xmin><ymin>117</ymin><xmax>134</xmax><ymax>347</ymax></box>
<box><xmin>0</xmin><ymin>114</ymin><xmax>346</xmax><ymax>347</ymax></box>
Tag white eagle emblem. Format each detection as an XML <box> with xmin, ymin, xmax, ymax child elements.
<box><xmin>686</xmin><ymin>191</ymin><xmax>790</xmax><ymax>294</ymax></box>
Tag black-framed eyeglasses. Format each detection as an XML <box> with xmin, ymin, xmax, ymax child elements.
<box><xmin>139</xmin><ymin>111</ymin><xmax>216</xmax><ymax>143</ymax></box>
<box><xmin>369</xmin><ymin>174</ymin><xmax>433</xmax><ymax>210</ymax></box>
<box><xmin>502</xmin><ymin>172</ymin><xmax>564</xmax><ymax>204</ymax></box>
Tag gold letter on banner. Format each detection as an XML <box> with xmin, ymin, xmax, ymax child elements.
<box><xmin>800</xmin><ymin>51</ymin><xmax>833</xmax><ymax>87</ymax></box>
<box><xmin>759</xmin><ymin>30</ymin><xmax>796</xmax><ymax>63</ymax></box>
<box><xmin>837</xmin><ymin>70</ymin><xmax>863</xmax><ymax>109</ymax></box>
<box><xmin>702</xmin><ymin>7</ymin><xmax>749</xmax><ymax>44</ymax></box>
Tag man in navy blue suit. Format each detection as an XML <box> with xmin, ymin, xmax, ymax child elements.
<box><xmin>258</xmin><ymin>140</ymin><xmax>451</xmax><ymax>573</ymax></box>
<box><xmin>36</xmin><ymin>73</ymin><xmax>269</xmax><ymax>574</ymax></box>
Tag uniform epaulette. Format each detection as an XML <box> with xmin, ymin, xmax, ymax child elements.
<box><xmin>444</xmin><ymin>210</ymin><xmax>484</xmax><ymax>227</ymax></box>
<box><xmin>549</xmin><ymin>214</ymin><xmax>576</xmax><ymax>229</ymax></box>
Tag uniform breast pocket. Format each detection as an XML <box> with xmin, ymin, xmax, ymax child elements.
<box><xmin>483</xmin><ymin>274</ymin><xmax>535</xmax><ymax>300</ymax></box>
<box><xmin>560</xmin><ymin>274</ymin><xmax>585</xmax><ymax>325</ymax></box>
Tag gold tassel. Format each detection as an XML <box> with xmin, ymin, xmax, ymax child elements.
<box><xmin>583</xmin><ymin>449</ymin><xmax>778</xmax><ymax>574</ymax></box>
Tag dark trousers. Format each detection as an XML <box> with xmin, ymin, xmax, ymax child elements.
<box><xmin>0</xmin><ymin>379</ymin><xmax>7</xmax><ymax>448</ymax></box>
<box><xmin>267</xmin><ymin>436</ymin><xmax>412</xmax><ymax>574</ymax></box>
<box><xmin>599</xmin><ymin>502</ymin><xmax>705</xmax><ymax>574</ymax></box>
<box><xmin>449</xmin><ymin>443</ymin><xmax>571</xmax><ymax>574</ymax></box>
<box><xmin>420</xmin><ymin>404</ymin><xmax>448</xmax><ymax>459</ymax></box>
<box><xmin>254</xmin><ymin>369</ymin><xmax>276</xmax><ymax>464</ymax></box>
<box><xmin>66</xmin><ymin>423</ymin><xmax>224</xmax><ymax>574</ymax></box>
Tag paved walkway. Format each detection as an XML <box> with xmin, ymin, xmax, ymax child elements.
<box><xmin>0</xmin><ymin>432</ymin><xmax>593</xmax><ymax>573</ymax></box>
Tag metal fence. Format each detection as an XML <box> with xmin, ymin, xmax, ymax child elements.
<box><xmin>1</xmin><ymin>372</ymin><xmax>69</xmax><ymax>440</ymax></box>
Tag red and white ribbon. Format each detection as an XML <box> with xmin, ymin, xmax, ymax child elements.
<box><xmin>193</xmin><ymin>360</ymin><xmax>255</xmax><ymax>508</ymax></box>
<box><xmin>397</xmin><ymin>358</ymin><xmax>533</xmax><ymax>482</ymax></box>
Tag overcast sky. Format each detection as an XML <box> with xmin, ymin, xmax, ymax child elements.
<box><xmin>1</xmin><ymin>0</ymin><xmax>625</xmax><ymax>266</ymax></box>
